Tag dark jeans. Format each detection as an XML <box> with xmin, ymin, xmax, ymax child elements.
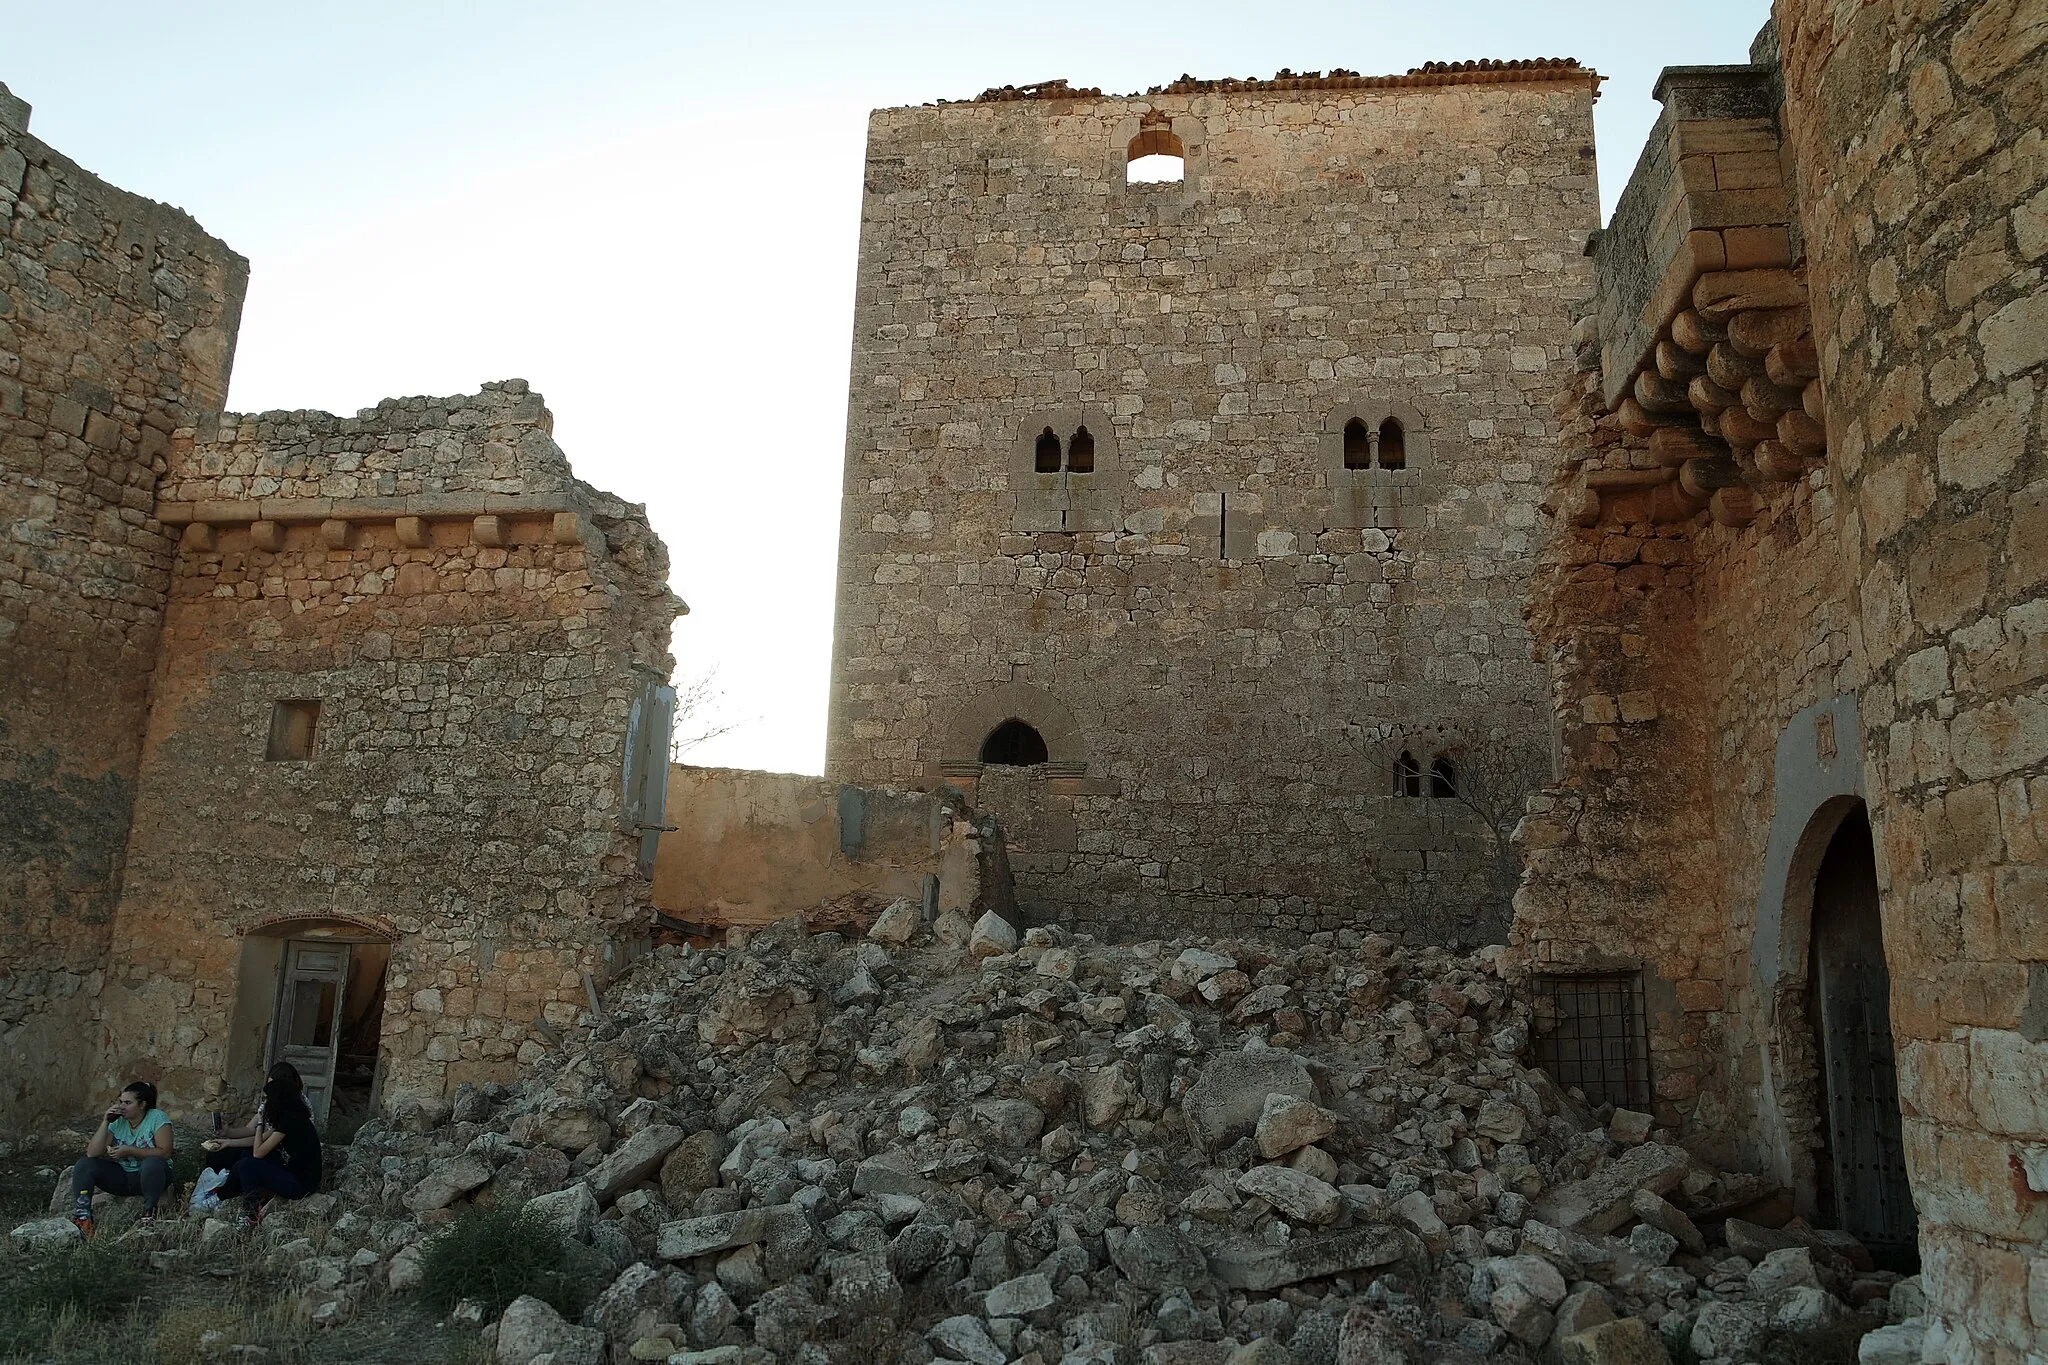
<box><xmin>70</xmin><ymin>1155</ymin><xmax>170</xmax><ymax>1213</ymax></box>
<box><xmin>202</xmin><ymin>1145</ymin><xmax>244</xmax><ymax>1198</ymax></box>
<box><xmin>232</xmin><ymin>1156</ymin><xmax>306</xmax><ymax>1206</ymax></box>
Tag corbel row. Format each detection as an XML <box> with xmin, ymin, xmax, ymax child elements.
<box><xmin>1572</xmin><ymin>266</ymin><xmax>1827</xmax><ymax>530</ymax></box>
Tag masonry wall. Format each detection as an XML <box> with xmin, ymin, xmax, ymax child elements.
<box><xmin>1774</xmin><ymin>0</ymin><xmax>2046</xmax><ymax>1355</ymax></box>
<box><xmin>828</xmin><ymin>70</ymin><xmax>1600</xmax><ymax>943</ymax></box>
<box><xmin>1515</xmin><ymin>6</ymin><xmax>2047</xmax><ymax>1357</ymax></box>
<box><xmin>91</xmin><ymin>385</ymin><xmax>681</xmax><ymax>1114</ymax></box>
<box><xmin>0</xmin><ymin>83</ymin><xmax>247</xmax><ymax>1125</ymax></box>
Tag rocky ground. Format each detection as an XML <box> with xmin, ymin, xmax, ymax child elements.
<box><xmin>9</xmin><ymin>905</ymin><xmax>1934</xmax><ymax>1364</ymax></box>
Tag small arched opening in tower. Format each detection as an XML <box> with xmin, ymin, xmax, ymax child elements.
<box><xmin>1034</xmin><ymin>427</ymin><xmax>1061</xmax><ymax>474</ymax></box>
<box><xmin>1430</xmin><ymin>756</ymin><xmax>1458</xmax><ymax>799</ymax></box>
<box><xmin>1127</xmin><ymin>127</ymin><xmax>1185</xmax><ymax>184</ymax></box>
<box><xmin>1066</xmin><ymin>425</ymin><xmax>1095</xmax><ymax>473</ymax></box>
<box><xmin>980</xmin><ymin>719</ymin><xmax>1050</xmax><ymax>766</ymax></box>
<box><xmin>1377</xmin><ymin>417</ymin><xmax>1406</xmax><ymax>469</ymax></box>
<box><xmin>1394</xmin><ymin>750</ymin><xmax>1423</xmax><ymax>798</ymax></box>
<box><xmin>1342</xmin><ymin>417</ymin><xmax>1371</xmax><ymax>470</ymax></box>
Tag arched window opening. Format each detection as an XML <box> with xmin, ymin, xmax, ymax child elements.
<box><xmin>1394</xmin><ymin>750</ymin><xmax>1422</xmax><ymax>798</ymax></box>
<box><xmin>1342</xmin><ymin>417</ymin><xmax>1371</xmax><ymax>470</ymax></box>
<box><xmin>980</xmin><ymin>719</ymin><xmax>1049</xmax><ymax>767</ymax></box>
<box><xmin>1034</xmin><ymin>426</ymin><xmax>1062</xmax><ymax>474</ymax></box>
<box><xmin>1430</xmin><ymin>757</ymin><xmax>1458</xmax><ymax>799</ymax></box>
<box><xmin>1127</xmin><ymin>128</ymin><xmax>1186</xmax><ymax>185</ymax></box>
<box><xmin>1066</xmin><ymin>425</ymin><xmax>1096</xmax><ymax>474</ymax></box>
<box><xmin>1377</xmin><ymin>417</ymin><xmax>1406</xmax><ymax>469</ymax></box>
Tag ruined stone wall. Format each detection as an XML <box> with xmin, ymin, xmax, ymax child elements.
<box><xmin>1773</xmin><ymin>0</ymin><xmax>2046</xmax><ymax>1355</ymax></box>
<box><xmin>91</xmin><ymin>385</ymin><xmax>681</xmax><ymax>1114</ymax></box>
<box><xmin>650</xmin><ymin>766</ymin><xmax>982</xmax><ymax>930</ymax></box>
<box><xmin>1512</xmin><ymin>33</ymin><xmax>1872</xmax><ymax>1172</ymax></box>
<box><xmin>828</xmin><ymin>70</ymin><xmax>1600</xmax><ymax>943</ymax></box>
<box><xmin>1514</xmin><ymin>405</ymin><xmax>1857</xmax><ymax>1157</ymax></box>
<box><xmin>0</xmin><ymin>83</ymin><xmax>248</xmax><ymax>1125</ymax></box>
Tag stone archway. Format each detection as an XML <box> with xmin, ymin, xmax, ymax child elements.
<box><xmin>1750</xmin><ymin>696</ymin><xmax>1864</xmax><ymax>1206</ymax></box>
<box><xmin>223</xmin><ymin>916</ymin><xmax>395</xmax><ymax>1128</ymax></box>
<box><xmin>934</xmin><ymin>682</ymin><xmax>1087</xmax><ymax>780</ymax></box>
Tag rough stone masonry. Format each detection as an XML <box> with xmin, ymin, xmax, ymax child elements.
<box><xmin>1513</xmin><ymin>8</ymin><xmax>2048</xmax><ymax>1362</ymax></box>
<box><xmin>0</xmin><ymin>80</ymin><xmax>686</xmax><ymax>1129</ymax></box>
<box><xmin>826</xmin><ymin>62</ymin><xmax>1602</xmax><ymax>946</ymax></box>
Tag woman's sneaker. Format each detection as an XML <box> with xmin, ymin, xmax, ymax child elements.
<box><xmin>71</xmin><ymin>1196</ymin><xmax>95</xmax><ymax>1240</ymax></box>
<box><xmin>136</xmin><ymin>1209</ymin><xmax>157</xmax><ymax>1228</ymax></box>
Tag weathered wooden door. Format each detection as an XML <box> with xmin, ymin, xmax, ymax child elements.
<box><xmin>1810</xmin><ymin>808</ymin><xmax>1917</xmax><ymax>1265</ymax></box>
<box><xmin>271</xmin><ymin>940</ymin><xmax>351</xmax><ymax>1126</ymax></box>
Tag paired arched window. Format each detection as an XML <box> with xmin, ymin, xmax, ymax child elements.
<box><xmin>1034</xmin><ymin>424</ymin><xmax>1096</xmax><ymax>475</ymax></box>
<box><xmin>1393</xmin><ymin>749</ymin><xmax>1458</xmax><ymax>798</ymax></box>
<box><xmin>980</xmin><ymin>719</ymin><xmax>1050</xmax><ymax>767</ymax></box>
<box><xmin>1342</xmin><ymin>416</ymin><xmax>1406</xmax><ymax>471</ymax></box>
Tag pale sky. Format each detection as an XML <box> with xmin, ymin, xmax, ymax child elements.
<box><xmin>6</xmin><ymin>1</ymin><xmax>1769</xmax><ymax>774</ymax></box>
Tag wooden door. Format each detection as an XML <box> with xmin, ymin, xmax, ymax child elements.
<box><xmin>1810</xmin><ymin>808</ymin><xmax>1917</xmax><ymax>1265</ymax></box>
<box><xmin>271</xmin><ymin>940</ymin><xmax>351</xmax><ymax>1126</ymax></box>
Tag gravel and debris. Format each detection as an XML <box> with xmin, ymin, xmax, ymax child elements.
<box><xmin>12</xmin><ymin>906</ymin><xmax>1926</xmax><ymax>1364</ymax></box>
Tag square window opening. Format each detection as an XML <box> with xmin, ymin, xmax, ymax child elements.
<box><xmin>267</xmin><ymin>700</ymin><xmax>321</xmax><ymax>762</ymax></box>
<box><xmin>1528</xmin><ymin>971</ymin><xmax>1653</xmax><ymax>1114</ymax></box>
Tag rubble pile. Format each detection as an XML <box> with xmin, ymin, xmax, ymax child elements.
<box><xmin>15</xmin><ymin>908</ymin><xmax>1927</xmax><ymax>1364</ymax></box>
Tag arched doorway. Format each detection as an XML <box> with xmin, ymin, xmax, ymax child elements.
<box><xmin>1806</xmin><ymin>805</ymin><xmax>1917</xmax><ymax>1267</ymax></box>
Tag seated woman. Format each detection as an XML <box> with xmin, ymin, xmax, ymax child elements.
<box><xmin>70</xmin><ymin>1080</ymin><xmax>174</xmax><ymax>1234</ymax></box>
<box><xmin>200</xmin><ymin>1061</ymin><xmax>302</xmax><ymax>1202</ymax></box>
<box><xmin>230</xmin><ymin>1072</ymin><xmax>322</xmax><ymax>1229</ymax></box>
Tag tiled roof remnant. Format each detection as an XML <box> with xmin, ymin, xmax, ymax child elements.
<box><xmin>966</xmin><ymin>59</ymin><xmax>1596</xmax><ymax>104</ymax></box>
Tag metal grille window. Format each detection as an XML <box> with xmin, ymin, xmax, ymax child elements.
<box><xmin>1529</xmin><ymin>972</ymin><xmax>1653</xmax><ymax>1113</ymax></box>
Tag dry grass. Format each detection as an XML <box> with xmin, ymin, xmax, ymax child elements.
<box><xmin>0</xmin><ymin>1200</ymin><xmax>500</xmax><ymax>1365</ymax></box>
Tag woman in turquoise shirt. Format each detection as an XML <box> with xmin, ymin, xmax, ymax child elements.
<box><xmin>69</xmin><ymin>1080</ymin><xmax>174</xmax><ymax>1235</ymax></box>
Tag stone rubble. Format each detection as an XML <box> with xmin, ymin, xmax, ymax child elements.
<box><xmin>14</xmin><ymin>909</ymin><xmax>1925</xmax><ymax>1363</ymax></box>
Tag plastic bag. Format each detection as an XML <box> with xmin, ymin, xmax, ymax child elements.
<box><xmin>190</xmin><ymin>1165</ymin><xmax>229</xmax><ymax>1212</ymax></box>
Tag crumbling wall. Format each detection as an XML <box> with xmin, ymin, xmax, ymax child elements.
<box><xmin>828</xmin><ymin>69</ymin><xmax>1599</xmax><ymax>943</ymax></box>
<box><xmin>90</xmin><ymin>385</ymin><xmax>683</xmax><ymax>1114</ymax></box>
<box><xmin>650</xmin><ymin>767</ymin><xmax>986</xmax><ymax>930</ymax></box>
<box><xmin>1773</xmin><ymin>0</ymin><xmax>2047</xmax><ymax>1354</ymax></box>
<box><xmin>0</xmin><ymin>83</ymin><xmax>248</xmax><ymax>1126</ymax></box>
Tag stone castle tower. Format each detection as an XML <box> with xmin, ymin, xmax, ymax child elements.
<box><xmin>826</xmin><ymin>63</ymin><xmax>1602</xmax><ymax>941</ymax></box>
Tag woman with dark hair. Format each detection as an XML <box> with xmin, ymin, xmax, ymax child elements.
<box><xmin>70</xmin><ymin>1079</ymin><xmax>174</xmax><ymax>1234</ymax></box>
<box><xmin>198</xmin><ymin>1061</ymin><xmax>302</xmax><ymax>1204</ymax></box>
<box><xmin>228</xmin><ymin>1071</ymin><xmax>321</xmax><ymax>1228</ymax></box>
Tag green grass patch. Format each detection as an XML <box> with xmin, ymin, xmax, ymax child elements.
<box><xmin>416</xmin><ymin>1204</ymin><xmax>600</xmax><ymax>1321</ymax></box>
